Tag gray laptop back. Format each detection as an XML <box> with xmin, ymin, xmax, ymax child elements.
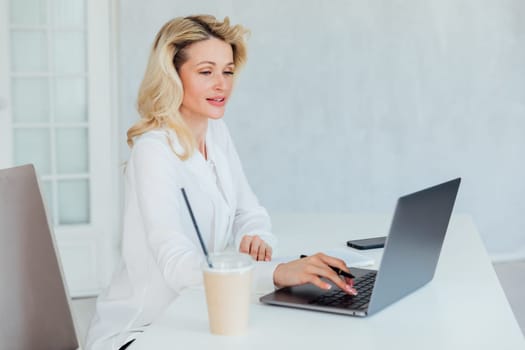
<box><xmin>259</xmin><ymin>178</ymin><xmax>461</xmax><ymax>316</ymax></box>
<box><xmin>0</xmin><ymin>164</ymin><xmax>79</xmax><ymax>350</ymax></box>
<box><xmin>367</xmin><ymin>178</ymin><xmax>461</xmax><ymax>314</ymax></box>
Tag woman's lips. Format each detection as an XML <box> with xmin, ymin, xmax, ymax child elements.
<box><xmin>206</xmin><ymin>97</ymin><xmax>226</xmax><ymax>107</ymax></box>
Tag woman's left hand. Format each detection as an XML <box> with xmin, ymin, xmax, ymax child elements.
<box><xmin>273</xmin><ymin>253</ymin><xmax>357</xmax><ymax>295</ymax></box>
<box><xmin>239</xmin><ymin>235</ymin><xmax>272</xmax><ymax>262</ymax></box>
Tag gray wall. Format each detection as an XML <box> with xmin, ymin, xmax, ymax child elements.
<box><xmin>118</xmin><ymin>0</ymin><xmax>525</xmax><ymax>259</ymax></box>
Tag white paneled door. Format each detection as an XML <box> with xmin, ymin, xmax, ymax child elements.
<box><xmin>0</xmin><ymin>0</ymin><xmax>117</xmax><ymax>296</ymax></box>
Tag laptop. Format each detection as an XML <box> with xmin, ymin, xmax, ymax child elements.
<box><xmin>0</xmin><ymin>164</ymin><xmax>79</xmax><ymax>350</ymax></box>
<box><xmin>260</xmin><ymin>178</ymin><xmax>461</xmax><ymax>317</ymax></box>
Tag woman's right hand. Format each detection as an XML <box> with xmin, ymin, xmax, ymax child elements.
<box><xmin>239</xmin><ymin>234</ymin><xmax>272</xmax><ymax>262</ymax></box>
<box><xmin>273</xmin><ymin>253</ymin><xmax>358</xmax><ymax>295</ymax></box>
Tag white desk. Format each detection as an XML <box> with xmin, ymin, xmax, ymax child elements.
<box><xmin>131</xmin><ymin>214</ymin><xmax>525</xmax><ymax>349</ymax></box>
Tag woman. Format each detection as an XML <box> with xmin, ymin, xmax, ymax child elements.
<box><xmin>86</xmin><ymin>15</ymin><xmax>356</xmax><ymax>350</ymax></box>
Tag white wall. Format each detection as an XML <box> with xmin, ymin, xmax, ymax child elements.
<box><xmin>118</xmin><ymin>0</ymin><xmax>525</xmax><ymax>259</ymax></box>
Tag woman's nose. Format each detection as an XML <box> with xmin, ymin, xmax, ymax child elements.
<box><xmin>213</xmin><ymin>73</ymin><xmax>226</xmax><ymax>91</ymax></box>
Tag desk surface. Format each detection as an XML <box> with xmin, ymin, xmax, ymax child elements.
<box><xmin>131</xmin><ymin>214</ymin><xmax>524</xmax><ymax>349</ymax></box>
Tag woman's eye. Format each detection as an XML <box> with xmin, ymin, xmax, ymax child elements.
<box><xmin>199</xmin><ymin>71</ymin><xmax>212</xmax><ymax>75</ymax></box>
<box><xmin>224</xmin><ymin>71</ymin><xmax>235</xmax><ymax>76</ymax></box>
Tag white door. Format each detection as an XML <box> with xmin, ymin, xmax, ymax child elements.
<box><xmin>0</xmin><ymin>0</ymin><xmax>118</xmax><ymax>297</ymax></box>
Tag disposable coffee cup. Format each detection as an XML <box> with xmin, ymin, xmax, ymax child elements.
<box><xmin>202</xmin><ymin>252</ymin><xmax>253</xmax><ymax>335</ymax></box>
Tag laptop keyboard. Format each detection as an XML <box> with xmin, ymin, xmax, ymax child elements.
<box><xmin>309</xmin><ymin>271</ymin><xmax>377</xmax><ymax>309</ymax></box>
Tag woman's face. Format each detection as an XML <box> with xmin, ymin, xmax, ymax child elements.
<box><xmin>178</xmin><ymin>37</ymin><xmax>235</xmax><ymax>121</ymax></box>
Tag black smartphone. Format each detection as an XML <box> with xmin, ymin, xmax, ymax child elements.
<box><xmin>346</xmin><ymin>236</ymin><xmax>387</xmax><ymax>250</ymax></box>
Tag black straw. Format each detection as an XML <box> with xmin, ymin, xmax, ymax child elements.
<box><xmin>181</xmin><ymin>188</ymin><xmax>213</xmax><ymax>268</ymax></box>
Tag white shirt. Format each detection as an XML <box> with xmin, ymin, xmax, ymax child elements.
<box><xmin>86</xmin><ymin>120</ymin><xmax>278</xmax><ymax>350</ymax></box>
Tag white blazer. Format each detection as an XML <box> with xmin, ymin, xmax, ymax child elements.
<box><xmin>86</xmin><ymin>120</ymin><xmax>278</xmax><ymax>350</ymax></box>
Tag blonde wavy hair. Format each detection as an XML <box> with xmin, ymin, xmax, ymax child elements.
<box><xmin>127</xmin><ymin>15</ymin><xmax>249</xmax><ymax>159</ymax></box>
